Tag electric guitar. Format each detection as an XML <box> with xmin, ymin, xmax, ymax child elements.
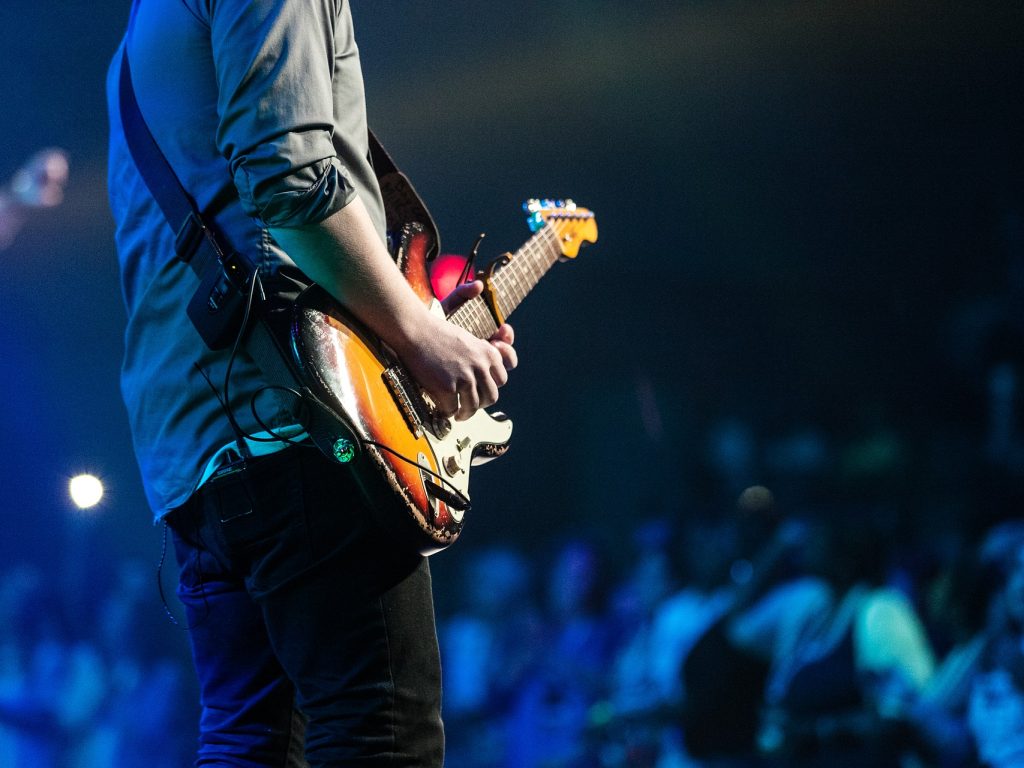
<box><xmin>289</xmin><ymin>200</ymin><xmax>597</xmax><ymax>554</ymax></box>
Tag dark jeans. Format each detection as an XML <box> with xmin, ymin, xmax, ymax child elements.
<box><xmin>167</xmin><ymin>446</ymin><xmax>445</xmax><ymax>767</ymax></box>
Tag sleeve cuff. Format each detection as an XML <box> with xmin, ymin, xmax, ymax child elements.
<box><xmin>234</xmin><ymin>154</ymin><xmax>357</xmax><ymax>229</ymax></box>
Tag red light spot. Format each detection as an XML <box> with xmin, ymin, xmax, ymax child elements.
<box><xmin>429</xmin><ymin>253</ymin><xmax>475</xmax><ymax>300</ymax></box>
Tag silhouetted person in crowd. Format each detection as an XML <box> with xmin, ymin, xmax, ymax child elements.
<box><xmin>755</xmin><ymin>514</ymin><xmax>935</xmax><ymax>768</ymax></box>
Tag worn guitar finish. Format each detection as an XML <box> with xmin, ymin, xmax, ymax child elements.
<box><xmin>291</xmin><ymin>201</ymin><xmax>598</xmax><ymax>554</ymax></box>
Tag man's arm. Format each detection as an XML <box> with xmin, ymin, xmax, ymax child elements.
<box><xmin>269</xmin><ymin>197</ymin><xmax>515</xmax><ymax>421</ymax></box>
<box><xmin>197</xmin><ymin>0</ymin><xmax>515</xmax><ymax>418</ymax></box>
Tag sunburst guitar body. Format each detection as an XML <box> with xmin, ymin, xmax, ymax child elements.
<box><xmin>289</xmin><ymin>200</ymin><xmax>597</xmax><ymax>554</ymax></box>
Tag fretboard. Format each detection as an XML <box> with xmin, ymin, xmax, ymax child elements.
<box><xmin>446</xmin><ymin>224</ymin><xmax>561</xmax><ymax>339</ymax></box>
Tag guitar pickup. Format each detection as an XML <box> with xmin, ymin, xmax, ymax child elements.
<box><xmin>381</xmin><ymin>364</ymin><xmax>451</xmax><ymax>440</ymax></box>
<box><xmin>382</xmin><ymin>366</ymin><xmax>423</xmax><ymax>438</ymax></box>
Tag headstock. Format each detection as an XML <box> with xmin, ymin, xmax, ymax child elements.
<box><xmin>524</xmin><ymin>198</ymin><xmax>598</xmax><ymax>259</ymax></box>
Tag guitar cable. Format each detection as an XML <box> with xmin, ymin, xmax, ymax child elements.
<box><xmin>155</xmin><ymin>520</ymin><xmax>213</xmax><ymax>631</ymax></box>
<box><xmin>360</xmin><ymin>439</ymin><xmax>472</xmax><ymax>513</ymax></box>
<box><xmin>220</xmin><ymin>272</ymin><xmax>308</xmax><ymax>449</ymax></box>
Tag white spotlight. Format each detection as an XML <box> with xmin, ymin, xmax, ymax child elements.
<box><xmin>69</xmin><ymin>474</ymin><xmax>104</xmax><ymax>509</ymax></box>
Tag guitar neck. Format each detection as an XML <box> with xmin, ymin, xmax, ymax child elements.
<box><xmin>447</xmin><ymin>224</ymin><xmax>562</xmax><ymax>339</ymax></box>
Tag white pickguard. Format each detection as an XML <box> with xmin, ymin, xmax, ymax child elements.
<box><xmin>418</xmin><ymin>300</ymin><xmax>514</xmax><ymax>521</ymax></box>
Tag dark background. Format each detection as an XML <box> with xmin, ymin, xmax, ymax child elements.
<box><xmin>0</xmin><ymin>0</ymin><xmax>1022</xmax><ymax>663</ymax></box>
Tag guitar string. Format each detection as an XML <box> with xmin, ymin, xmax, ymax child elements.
<box><xmin>491</xmin><ymin>224</ymin><xmax>560</xmax><ymax>316</ymax></box>
<box><xmin>488</xmin><ymin>233</ymin><xmax>534</xmax><ymax>315</ymax></box>
<box><xmin>460</xmin><ymin>222</ymin><xmax>560</xmax><ymax>330</ymax></box>
<box><xmin>449</xmin><ymin>222</ymin><xmax>565</xmax><ymax>337</ymax></box>
<box><xmin>504</xmin><ymin>224</ymin><xmax>558</xmax><ymax>306</ymax></box>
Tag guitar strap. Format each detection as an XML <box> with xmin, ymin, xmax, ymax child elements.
<box><xmin>117</xmin><ymin>42</ymin><xmax>440</xmax><ymax>334</ymax></box>
<box><xmin>117</xmin><ymin>35</ymin><xmax>439</xmax><ymax>457</ymax></box>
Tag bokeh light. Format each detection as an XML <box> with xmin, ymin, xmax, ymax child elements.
<box><xmin>69</xmin><ymin>473</ymin><xmax>104</xmax><ymax>509</ymax></box>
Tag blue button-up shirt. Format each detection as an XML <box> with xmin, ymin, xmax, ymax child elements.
<box><xmin>107</xmin><ymin>0</ymin><xmax>387</xmax><ymax>518</ymax></box>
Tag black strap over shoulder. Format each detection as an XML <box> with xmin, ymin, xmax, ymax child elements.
<box><xmin>118</xmin><ymin>47</ymin><xmax>226</xmax><ymax>280</ymax></box>
<box><xmin>118</xmin><ymin>45</ymin><xmax>257</xmax><ymax>350</ymax></box>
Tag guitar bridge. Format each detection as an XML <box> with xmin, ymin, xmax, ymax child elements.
<box><xmin>382</xmin><ymin>365</ymin><xmax>451</xmax><ymax>439</ymax></box>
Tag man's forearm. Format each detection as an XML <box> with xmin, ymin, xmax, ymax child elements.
<box><xmin>268</xmin><ymin>195</ymin><xmax>431</xmax><ymax>358</ymax></box>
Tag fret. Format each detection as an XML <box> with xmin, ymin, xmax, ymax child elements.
<box><xmin>472</xmin><ymin>300</ymin><xmax>497</xmax><ymax>337</ymax></box>
<box><xmin>500</xmin><ymin>259</ymin><xmax>523</xmax><ymax>309</ymax></box>
<box><xmin>448</xmin><ymin>296</ymin><xmax>497</xmax><ymax>340</ymax></box>
<box><xmin>490</xmin><ymin>224</ymin><xmax>561</xmax><ymax>319</ymax></box>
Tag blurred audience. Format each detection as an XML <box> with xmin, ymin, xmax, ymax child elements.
<box><xmin>0</xmin><ymin>560</ymin><xmax>192</xmax><ymax>768</ymax></box>
<box><xmin>504</xmin><ymin>538</ymin><xmax>616</xmax><ymax>768</ymax></box>
<box><xmin>7</xmin><ymin>227</ymin><xmax>1024</xmax><ymax>766</ymax></box>
<box><xmin>6</xmin><ymin>471</ymin><xmax>1024</xmax><ymax>768</ymax></box>
<box><xmin>755</xmin><ymin>517</ymin><xmax>936</xmax><ymax>767</ymax></box>
<box><xmin>439</xmin><ymin>546</ymin><xmax>544</xmax><ymax>766</ymax></box>
<box><xmin>965</xmin><ymin>527</ymin><xmax>1024</xmax><ymax>768</ymax></box>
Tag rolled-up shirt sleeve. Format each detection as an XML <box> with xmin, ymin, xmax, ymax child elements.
<box><xmin>209</xmin><ymin>0</ymin><xmax>354</xmax><ymax>228</ymax></box>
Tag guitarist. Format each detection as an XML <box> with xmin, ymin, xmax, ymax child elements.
<box><xmin>106</xmin><ymin>1</ymin><xmax>516</xmax><ymax>766</ymax></box>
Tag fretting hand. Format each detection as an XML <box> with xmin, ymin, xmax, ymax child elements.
<box><xmin>441</xmin><ymin>279</ymin><xmax>518</xmax><ymax>375</ymax></box>
<box><xmin>398</xmin><ymin>279</ymin><xmax>517</xmax><ymax>421</ymax></box>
